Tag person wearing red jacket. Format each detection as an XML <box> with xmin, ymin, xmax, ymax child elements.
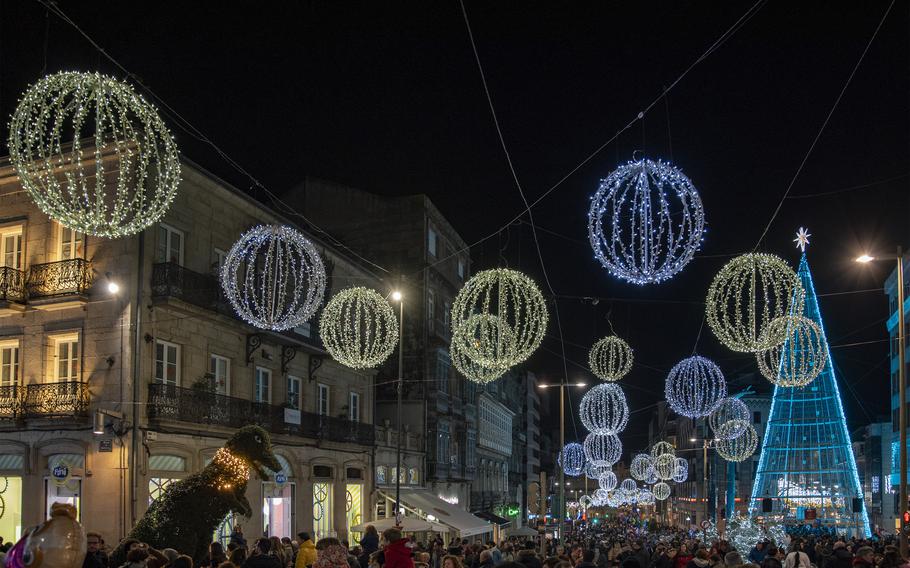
<box><xmin>382</xmin><ymin>528</ymin><xmax>415</xmax><ymax>568</ymax></box>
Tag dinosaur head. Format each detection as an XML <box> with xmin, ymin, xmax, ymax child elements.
<box><xmin>224</xmin><ymin>425</ymin><xmax>281</xmax><ymax>479</ymax></box>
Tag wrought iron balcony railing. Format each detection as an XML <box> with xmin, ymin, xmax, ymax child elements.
<box><xmin>151</xmin><ymin>262</ymin><xmax>232</xmax><ymax>316</ymax></box>
<box><xmin>0</xmin><ymin>385</ymin><xmax>22</xmax><ymax>419</ymax></box>
<box><xmin>148</xmin><ymin>383</ymin><xmax>374</xmax><ymax>445</ymax></box>
<box><xmin>23</xmin><ymin>381</ymin><xmax>90</xmax><ymax>417</ymax></box>
<box><xmin>0</xmin><ymin>267</ymin><xmax>26</xmax><ymax>303</ymax></box>
<box><xmin>27</xmin><ymin>259</ymin><xmax>93</xmax><ymax>299</ymax></box>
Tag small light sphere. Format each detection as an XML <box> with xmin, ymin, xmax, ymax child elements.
<box><xmin>579</xmin><ymin>383</ymin><xmax>629</xmax><ymax>435</ymax></box>
<box><xmin>593</xmin><ymin>488</ymin><xmax>610</xmax><ymax>506</ymax></box>
<box><xmin>598</xmin><ymin>470</ymin><xmax>618</xmax><ymax>492</ymax></box>
<box><xmin>451</xmin><ymin>338</ymin><xmax>506</xmax><ymax>385</ymax></box>
<box><xmin>107</xmin><ymin>281</ymin><xmax>120</xmax><ymax>294</ymax></box>
<box><xmin>588</xmin><ymin>158</ymin><xmax>706</xmax><ymax>285</ymax></box>
<box><xmin>588</xmin><ymin>335</ymin><xmax>634</xmax><ymax>382</ymax></box>
<box><xmin>620</xmin><ymin>478</ymin><xmax>637</xmax><ymax>495</ymax></box>
<box><xmin>558</xmin><ymin>442</ymin><xmax>586</xmax><ymax>477</ymax></box>
<box><xmin>605</xmin><ymin>491</ymin><xmax>622</xmax><ymax>508</ymax></box>
<box><xmin>579</xmin><ymin>495</ymin><xmax>593</xmax><ymax>509</ymax></box>
<box><xmin>651</xmin><ymin>441</ymin><xmax>675</xmax><ymax>459</ymax></box>
<box><xmin>654</xmin><ymin>453</ymin><xmax>677</xmax><ymax>481</ymax></box>
<box><xmin>716</xmin><ymin>421</ymin><xmax>759</xmax><ymax>462</ymax></box>
<box><xmin>756</xmin><ymin>315</ymin><xmax>827</xmax><ymax>387</ymax></box>
<box><xmin>709</xmin><ymin>397</ymin><xmax>751</xmax><ymax>440</ymax></box>
<box><xmin>319</xmin><ymin>287</ymin><xmax>399</xmax><ymax>369</ymax></box>
<box><xmin>637</xmin><ymin>489</ymin><xmax>655</xmax><ymax>506</ymax></box>
<box><xmin>584</xmin><ymin>432</ymin><xmax>622</xmax><ymax>466</ymax></box>
<box><xmin>221</xmin><ymin>225</ymin><xmax>326</xmax><ymax>331</ymax></box>
<box><xmin>645</xmin><ymin>467</ymin><xmax>659</xmax><ymax>485</ymax></box>
<box><xmin>653</xmin><ymin>482</ymin><xmax>672</xmax><ymax>501</ymax></box>
<box><xmin>585</xmin><ymin>462</ymin><xmax>612</xmax><ymax>480</ymax></box>
<box><xmin>451</xmin><ymin>268</ymin><xmax>548</xmax><ymax>370</ymax></box>
<box><xmin>706</xmin><ymin>253</ymin><xmax>805</xmax><ymax>352</ymax></box>
<box><xmin>630</xmin><ymin>454</ymin><xmax>654</xmax><ymax>481</ymax></box>
<box><xmin>665</xmin><ymin>355</ymin><xmax>727</xmax><ymax>418</ymax></box>
<box><xmin>673</xmin><ymin>457</ymin><xmax>689</xmax><ymax>483</ymax></box>
<box><xmin>9</xmin><ymin>71</ymin><xmax>180</xmax><ymax>238</ymax></box>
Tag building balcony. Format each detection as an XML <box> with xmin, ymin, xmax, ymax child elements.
<box><xmin>147</xmin><ymin>383</ymin><xmax>374</xmax><ymax>445</ymax></box>
<box><xmin>26</xmin><ymin>259</ymin><xmax>93</xmax><ymax>310</ymax></box>
<box><xmin>375</xmin><ymin>425</ymin><xmax>424</xmax><ymax>451</ymax></box>
<box><xmin>0</xmin><ymin>382</ymin><xmax>90</xmax><ymax>420</ymax></box>
<box><xmin>0</xmin><ymin>267</ymin><xmax>27</xmax><ymax>315</ymax></box>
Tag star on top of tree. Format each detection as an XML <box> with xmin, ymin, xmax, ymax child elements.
<box><xmin>794</xmin><ymin>227</ymin><xmax>811</xmax><ymax>252</ymax></box>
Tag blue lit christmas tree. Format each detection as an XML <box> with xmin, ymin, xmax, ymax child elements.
<box><xmin>749</xmin><ymin>231</ymin><xmax>870</xmax><ymax>536</ymax></box>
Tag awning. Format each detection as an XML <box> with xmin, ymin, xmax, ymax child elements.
<box><xmin>351</xmin><ymin>517</ymin><xmax>448</xmax><ymax>533</ymax></box>
<box><xmin>505</xmin><ymin>526</ymin><xmax>539</xmax><ymax>537</ymax></box>
<box><xmin>472</xmin><ymin>511</ymin><xmax>511</xmax><ymax>527</ymax></box>
<box><xmin>380</xmin><ymin>489</ymin><xmax>492</xmax><ymax>537</ymax></box>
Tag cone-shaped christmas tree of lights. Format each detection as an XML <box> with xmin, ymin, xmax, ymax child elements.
<box><xmin>749</xmin><ymin>235</ymin><xmax>871</xmax><ymax>537</ymax></box>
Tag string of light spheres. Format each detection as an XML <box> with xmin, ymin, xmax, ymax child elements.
<box><xmin>587</xmin><ymin>158</ymin><xmax>706</xmax><ymax>285</ymax></box>
<box><xmin>756</xmin><ymin>315</ymin><xmax>827</xmax><ymax>387</ymax></box>
<box><xmin>319</xmin><ymin>287</ymin><xmax>399</xmax><ymax>369</ymax></box>
<box><xmin>665</xmin><ymin>355</ymin><xmax>727</xmax><ymax>418</ymax></box>
<box><xmin>588</xmin><ymin>336</ymin><xmax>634</xmax><ymax>382</ymax></box>
<box><xmin>9</xmin><ymin>71</ymin><xmax>180</xmax><ymax>238</ymax></box>
<box><xmin>579</xmin><ymin>383</ymin><xmax>629</xmax><ymax>435</ymax></box>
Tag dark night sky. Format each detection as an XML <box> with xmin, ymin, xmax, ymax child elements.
<box><xmin>2</xmin><ymin>1</ymin><xmax>909</xmax><ymax>455</ymax></box>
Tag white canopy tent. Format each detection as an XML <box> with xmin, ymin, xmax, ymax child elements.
<box><xmin>375</xmin><ymin>489</ymin><xmax>493</xmax><ymax>537</ymax></box>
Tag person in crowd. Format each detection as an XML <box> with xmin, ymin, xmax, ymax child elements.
<box><xmin>230</xmin><ymin>526</ymin><xmax>247</xmax><ymax>551</ymax></box>
<box><xmin>850</xmin><ymin>547</ymin><xmax>874</xmax><ymax>568</ymax></box>
<box><xmin>205</xmin><ymin>543</ymin><xmax>229</xmax><ymax>568</ymax></box>
<box><xmin>231</xmin><ymin>547</ymin><xmax>249</xmax><ymax>567</ymax></box>
<box><xmin>269</xmin><ymin>537</ymin><xmax>288</xmax><ymax>567</ymax></box>
<box><xmin>119</xmin><ymin>547</ymin><xmax>150</xmax><ymax>568</ymax></box>
<box><xmin>415</xmin><ymin>552</ymin><xmax>431</xmax><ymax>568</ymax></box>
<box><xmin>828</xmin><ymin>542</ymin><xmax>853</xmax><ymax>568</ymax></box>
<box><xmin>723</xmin><ymin>552</ymin><xmax>746</xmax><ymax>568</ymax></box>
<box><xmin>243</xmin><ymin>538</ymin><xmax>283</xmax><ymax>568</ymax></box>
<box><xmin>383</xmin><ymin>528</ymin><xmax>415</xmax><ymax>568</ymax></box>
<box><xmin>759</xmin><ymin>547</ymin><xmax>782</xmax><ymax>568</ymax></box>
<box><xmin>783</xmin><ymin>543</ymin><xmax>810</xmax><ymax>568</ymax></box>
<box><xmin>684</xmin><ymin>549</ymin><xmax>711</xmax><ymax>568</ymax></box>
<box><xmin>443</xmin><ymin>556</ymin><xmax>465</xmax><ymax>568</ymax></box>
<box><xmin>748</xmin><ymin>543</ymin><xmax>767</xmax><ymax>566</ymax></box>
<box><xmin>297</xmin><ymin>533</ymin><xmax>318</xmax><ymax>568</ymax></box>
<box><xmin>172</xmin><ymin>556</ymin><xmax>194</xmax><ymax>568</ymax></box>
<box><xmin>577</xmin><ymin>549</ymin><xmax>598</xmax><ymax>568</ymax></box>
<box><xmin>477</xmin><ymin>550</ymin><xmax>495</xmax><ymax>568</ymax></box>
<box><xmin>84</xmin><ymin>531</ymin><xmax>110</xmax><ymax>568</ymax></box>
<box><xmin>674</xmin><ymin>545</ymin><xmax>692</xmax><ymax>568</ymax></box>
<box><xmin>313</xmin><ymin>538</ymin><xmax>351</xmax><ymax>568</ymax></box>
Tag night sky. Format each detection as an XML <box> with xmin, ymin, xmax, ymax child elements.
<box><xmin>2</xmin><ymin>2</ymin><xmax>908</xmax><ymax>455</ymax></box>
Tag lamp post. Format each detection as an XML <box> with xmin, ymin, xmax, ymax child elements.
<box><xmin>684</xmin><ymin>436</ymin><xmax>717</xmax><ymax>527</ymax></box>
<box><xmin>857</xmin><ymin>247</ymin><xmax>906</xmax><ymax>552</ymax></box>
<box><xmin>392</xmin><ymin>290</ymin><xmax>404</xmax><ymax>525</ymax></box>
<box><xmin>538</xmin><ymin>380</ymin><xmax>586</xmax><ymax>541</ymax></box>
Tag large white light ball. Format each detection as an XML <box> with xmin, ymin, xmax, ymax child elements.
<box><xmin>756</xmin><ymin>315</ymin><xmax>827</xmax><ymax>387</ymax></box>
<box><xmin>598</xmin><ymin>470</ymin><xmax>618</xmax><ymax>492</ymax></box>
<box><xmin>588</xmin><ymin>158</ymin><xmax>706</xmax><ymax>285</ymax></box>
<box><xmin>630</xmin><ymin>454</ymin><xmax>654</xmax><ymax>481</ymax></box>
<box><xmin>221</xmin><ymin>225</ymin><xmax>326</xmax><ymax>331</ymax></box>
<box><xmin>620</xmin><ymin>478</ymin><xmax>637</xmax><ymax>495</ymax></box>
<box><xmin>709</xmin><ymin>397</ymin><xmax>751</xmax><ymax>440</ymax></box>
<box><xmin>579</xmin><ymin>383</ymin><xmax>629</xmax><ymax>435</ymax></box>
<box><xmin>654</xmin><ymin>453</ymin><xmax>677</xmax><ymax>481</ymax></box>
<box><xmin>589</xmin><ymin>336</ymin><xmax>634</xmax><ymax>382</ymax></box>
<box><xmin>665</xmin><ymin>355</ymin><xmax>727</xmax><ymax>418</ymax></box>
<box><xmin>558</xmin><ymin>443</ymin><xmax>585</xmax><ymax>477</ymax></box>
<box><xmin>653</xmin><ymin>482</ymin><xmax>671</xmax><ymax>501</ymax></box>
<box><xmin>320</xmin><ymin>287</ymin><xmax>399</xmax><ymax>369</ymax></box>
<box><xmin>9</xmin><ymin>71</ymin><xmax>180</xmax><ymax>237</ymax></box>
<box><xmin>584</xmin><ymin>432</ymin><xmax>622</xmax><ymax>466</ymax></box>
<box><xmin>651</xmin><ymin>441</ymin><xmax>675</xmax><ymax>459</ymax></box>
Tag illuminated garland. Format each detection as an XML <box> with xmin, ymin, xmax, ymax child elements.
<box><xmin>665</xmin><ymin>355</ymin><xmax>726</xmax><ymax>418</ymax></box>
<box><xmin>716</xmin><ymin>421</ymin><xmax>759</xmax><ymax>462</ymax></box>
<box><xmin>584</xmin><ymin>432</ymin><xmax>622</xmax><ymax>466</ymax></box>
<box><xmin>706</xmin><ymin>253</ymin><xmax>805</xmax><ymax>352</ymax></box>
<box><xmin>654</xmin><ymin>453</ymin><xmax>677</xmax><ymax>481</ymax></box>
<box><xmin>451</xmin><ymin>269</ymin><xmax>548</xmax><ymax>370</ymax></box>
<box><xmin>653</xmin><ymin>482</ymin><xmax>671</xmax><ymax>501</ymax></box>
<box><xmin>558</xmin><ymin>443</ymin><xmax>585</xmax><ymax>477</ymax></box>
<box><xmin>599</xmin><ymin>470</ymin><xmax>618</xmax><ymax>492</ymax></box>
<box><xmin>211</xmin><ymin>447</ymin><xmax>250</xmax><ymax>491</ymax></box>
<box><xmin>9</xmin><ymin>71</ymin><xmax>180</xmax><ymax>237</ymax></box>
<box><xmin>320</xmin><ymin>287</ymin><xmax>398</xmax><ymax>369</ymax></box>
<box><xmin>579</xmin><ymin>383</ymin><xmax>629</xmax><ymax>435</ymax></box>
<box><xmin>588</xmin><ymin>336</ymin><xmax>634</xmax><ymax>382</ymax></box>
<box><xmin>756</xmin><ymin>315</ymin><xmax>827</xmax><ymax>387</ymax></box>
<box><xmin>221</xmin><ymin>225</ymin><xmax>326</xmax><ymax>331</ymax></box>
<box><xmin>651</xmin><ymin>441</ymin><xmax>675</xmax><ymax>458</ymax></box>
<box><xmin>709</xmin><ymin>397</ymin><xmax>750</xmax><ymax>440</ymax></box>
<box><xmin>588</xmin><ymin>158</ymin><xmax>706</xmax><ymax>285</ymax></box>
<box><xmin>673</xmin><ymin>458</ymin><xmax>689</xmax><ymax>483</ymax></box>
<box><xmin>630</xmin><ymin>454</ymin><xmax>654</xmax><ymax>481</ymax></box>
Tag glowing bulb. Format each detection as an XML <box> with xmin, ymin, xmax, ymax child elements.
<box><xmin>107</xmin><ymin>281</ymin><xmax>120</xmax><ymax>294</ymax></box>
<box><xmin>855</xmin><ymin>254</ymin><xmax>875</xmax><ymax>263</ymax></box>
<box><xmin>391</xmin><ymin>291</ymin><xmax>402</xmax><ymax>301</ymax></box>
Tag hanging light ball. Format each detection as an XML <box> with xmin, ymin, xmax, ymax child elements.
<box><xmin>619</xmin><ymin>478</ymin><xmax>637</xmax><ymax>495</ymax></box>
<box><xmin>651</xmin><ymin>441</ymin><xmax>675</xmax><ymax>459</ymax></box>
<box><xmin>451</xmin><ymin>338</ymin><xmax>507</xmax><ymax>384</ymax></box>
<box><xmin>665</xmin><ymin>355</ymin><xmax>727</xmax><ymax>418</ymax></box>
<box><xmin>320</xmin><ymin>287</ymin><xmax>399</xmax><ymax>369</ymax></box>
<box><xmin>579</xmin><ymin>383</ymin><xmax>629</xmax><ymax>435</ymax></box>
<box><xmin>605</xmin><ymin>491</ymin><xmax>622</xmax><ymax>508</ymax></box>
<box><xmin>593</xmin><ymin>488</ymin><xmax>609</xmax><ymax>505</ymax></box>
<box><xmin>221</xmin><ymin>225</ymin><xmax>326</xmax><ymax>331</ymax></box>
<box><xmin>654</xmin><ymin>453</ymin><xmax>677</xmax><ymax>481</ymax></box>
<box><xmin>709</xmin><ymin>397</ymin><xmax>751</xmax><ymax>440</ymax></box>
<box><xmin>756</xmin><ymin>315</ymin><xmax>828</xmax><ymax>387</ymax></box>
<box><xmin>584</xmin><ymin>432</ymin><xmax>622</xmax><ymax>466</ymax></box>
<box><xmin>558</xmin><ymin>443</ymin><xmax>586</xmax><ymax>477</ymax></box>
<box><xmin>716</xmin><ymin>421</ymin><xmax>759</xmax><ymax>462</ymax></box>
<box><xmin>653</xmin><ymin>482</ymin><xmax>671</xmax><ymax>501</ymax></box>
<box><xmin>673</xmin><ymin>458</ymin><xmax>689</xmax><ymax>483</ymax></box>
<box><xmin>630</xmin><ymin>454</ymin><xmax>654</xmax><ymax>481</ymax></box>
<box><xmin>589</xmin><ymin>336</ymin><xmax>634</xmax><ymax>382</ymax></box>
<box><xmin>579</xmin><ymin>495</ymin><xmax>593</xmax><ymax>509</ymax></box>
<box><xmin>645</xmin><ymin>467</ymin><xmax>659</xmax><ymax>485</ymax></box>
<box><xmin>638</xmin><ymin>489</ymin><xmax>655</xmax><ymax>506</ymax></box>
<box><xmin>598</xmin><ymin>470</ymin><xmax>618</xmax><ymax>492</ymax></box>
<box><xmin>9</xmin><ymin>71</ymin><xmax>180</xmax><ymax>238</ymax></box>
<box><xmin>451</xmin><ymin>268</ymin><xmax>548</xmax><ymax>369</ymax></box>
<box><xmin>586</xmin><ymin>462</ymin><xmax>612</xmax><ymax>480</ymax></box>
<box><xmin>588</xmin><ymin>158</ymin><xmax>706</xmax><ymax>285</ymax></box>
<box><xmin>706</xmin><ymin>253</ymin><xmax>805</xmax><ymax>352</ymax></box>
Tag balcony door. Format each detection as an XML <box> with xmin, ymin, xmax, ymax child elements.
<box><xmin>0</xmin><ymin>341</ymin><xmax>20</xmax><ymax>387</ymax></box>
<box><xmin>53</xmin><ymin>334</ymin><xmax>80</xmax><ymax>383</ymax></box>
<box><xmin>57</xmin><ymin>224</ymin><xmax>84</xmax><ymax>260</ymax></box>
<box><xmin>0</xmin><ymin>227</ymin><xmax>22</xmax><ymax>269</ymax></box>
<box><xmin>255</xmin><ymin>368</ymin><xmax>271</xmax><ymax>403</ymax></box>
<box><xmin>156</xmin><ymin>224</ymin><xmax>184</xmax><ymax>265</ymax></box>
<box><xmin>210</xmin><ymin>354</ymin><xmax>230</xmax><ymax>395</ymax></box>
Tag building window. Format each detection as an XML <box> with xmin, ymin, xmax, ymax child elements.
<box><xmin>154</xmin><ymin>340</ymin><xmax>180</xmax><ymax>386</ymax></box>
<box><xmin>428</xmin><ymin>228</ymin><xmax>437</xmax><ymax>257</ymax></box>
<box><xmin>443</xmin><ymin>301</ymin><xmax>451</xmax><ymax>336</ymax></box>
<box><xmin>349</xmin><ymin>392</ymin><xmax>360</xmax><ymax>422</ymax></box>
<box><xmin>436</xmin><ymin>350</ymin><xmax>450</xmax><ymax>394</ymax></box>
<box><xmin>294</xmin><ymin>322</ymin><xmax>312</xmax><ymax>338</ymax></box>
<box><xmin>376</xmin><ymin>466</ymin><xmax>387</xmax><ymax>485</ymax></box>
<box><xmin>427</xmin><ymin>290</ymin><xmax>435</xmax><ymax>331</ymax></box>
<box><xmin>254</xmin><ymin>368</ymin><xmax>271</xmax><ymax>403</ymax></box>
<box><xmin>436</xmin><ymin>422</ymin><xmax>450</xmax><ymax>464</ymax></box>
<box><xmin>58</xmin><ymin>224</ymin><xmax>84</xmax><ymax>260</ymax></box>
<box><xmin>263</xmin><ymin>481</ymin><xmax>295</xmax><ymax>540</ymax></box>
<box><xmin>317</xmin><ymin>383</ymin><xmax>330</xmax><ymax>416</ymax></box>
<box><xmin>0</xmin><ymin>341</ymin><xmax>20</xmax><ymax>386</ymax></box>
<box><xmin>0</xmin><ymin>226</ymin><xmax>23</xmax><ymax>269</ymax></box>
<box><xmin>457</xmin><ymin>259</ymin><xmax>465</xmax><ymax>279</ymax></box>
<box><xmin>346</xmin><ymin>484</ymin><xmax>363</xmax><ymax>545</ymax></box>
<box><xmin>52</xmin><ymin>334</ymin><xmax>79</xmax><ymax>382</ymax></box>
<box><xmin>212</xmin><ymin>247</ymin><xmax>227</xmax><ymax>274</ymax></box>
<box><xmin>287</xmin><ymin>376</ymin><xmax>301</xmax><ymax>410</ymax></box>
<box><xmin>408</xmin><ymin>468</ymin><xmax>419</xmax><ymax>485</ymax></box>
<box><xmin>156</xmin><ymin>224</ymin><xmax>184</xmax><ymax>265</ymax></box>
<box><xmin>210</xmin><ymin>354</ymin><xmax>230</xmax><ymax>395</ymax></box>
<box><xmin>313</xmin><ymin>482</ymin><xmax>333</xmax><ymax>541</ymax></box>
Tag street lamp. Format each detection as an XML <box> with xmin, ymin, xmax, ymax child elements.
<box><xmin>857</xmin><ymin>247</ymin><xmax>906</xmax><ymax>553</ymax></box>
<box><xmin>392</xmin><ymin>289</ymin><xmax>404</xmax><ymax>525</ymax></box>
<box><xmin>538</xmin><ymin>380</ymin><xmax>587</xmax><ymax>540</ymax></box>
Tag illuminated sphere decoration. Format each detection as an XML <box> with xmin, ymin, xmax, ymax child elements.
<box><xmin>9</xmin><ymin>71</ymin><xmax>180</xmax><ymax>238</ymax></box>
<box><xmin>579</xmin><ymin>383</ymin><xmax>629</xmax><ymax>435</ymax></box>
<box><xmin>589</xmin><ymin>336</ymin><xmax>634</xmax><ymax>382</ymax></box>
<box><xmin>645</xmin><ymin>467</ymin><xmax>659</xmax><ymax>485</ymax></box>
<box><xmin>706</xmin><ymin>253</ymin><xmax>805</xmax><ymax>353</ymax></box>
<box><xmin>221</xmin><ymin>225</ymin><xmax>326</xmax><ymax>331</ymax></box>
<box><xmin>579</xmin><ymin>495</ymin><xmax>593</xmax><ymax>509</ymax></box>
<box><xmin>558</xmin><ymin>443</ymin><xmax>586</xmax><ymax>477</ymax></box>
<box><xmin>630</xmin><ymin>454</ymin><xmax>654</xmax><ymax>481</ymax></box>
<box><xmin>620</xmin><ymin>478</ymin><xmax>638</xmax><ymax>495</ymax></box>
<box><xmin>716</xmin><ymin>421</ymin><xmax>759</xmax><ymax>462</ymax></box>
<box><xmin>756</xmin><ymin>315</ymin><xmax>828</xmax><ymax>387</ymax></box>
<box><xmin>320</xmin><ymin>287</ymin><xmax>398</xmax><ymax>369</ymax></box>
<box><xmin>451</xmin><ymin>338</ymin><xmax>506</xmax><ymax>384</ymax></box>
<box><xmin>665</xmin><ymin>355</ymin><xmax>727</xmax><ymax>418</ymax></box>
<box><xmin>651</xmin><ymin>441</ymin><xmax>675</xmax><ymax>459</ymax></box>
<box><xmin>599</xmin><ymin>470</ymin><xmax>618</xmax><ymax>492</ymax></box>
<box><xmin>638</xmin><ymin>489</ymin><xmax>655</xmax><ymax>506</ymax></box>
<box><xmin>673</xmin><ymin>458</ymin><xmax>689</xmax><ymax>483</ymax></box>
<box><xmin>653</xmin><ymin>482</ymin><xmax>671</xmax><ymax>501</ymax></box>
<box><xmin>451</xmin><ymin>268</ymin><xmax>548</xmax><ymax>370</ymax></box>
<box><xmin>588</xmin><ymin>158</ymin><xmax>706</xmax><ymax>285</ymax></box>
<box><xmin>654</xmin><ymin>453</ymin><xmax>677</xmax><ymax>481</ymax></box>
<box><xmin>709</xmin><ymin>397</ymin><xmax>751</xmax><ymax>440</ymax></box>
<box><xmin>605</xmin><ymin>492</ymin><xmax>622</xmax><ymax>508</ymax></box>
<box><xmin>593</xmin><ymin>488</ymin><xmax>609</xmax><ymax>505</ymax></box>
<box><xmin>584</xmin><ymin>432</ymin><xmax>622</xmax><ymax>466</ymax></box>
<box><xmin>586</xmin><ymin>462</ymin><xmax>612</xmax><ymax>480</ymax></box>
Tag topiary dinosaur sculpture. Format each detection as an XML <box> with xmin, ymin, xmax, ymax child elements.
<box><xmin>121</xmin><ymin>425</ymin><xmax>281</xmax><ymax>562</ymax></box>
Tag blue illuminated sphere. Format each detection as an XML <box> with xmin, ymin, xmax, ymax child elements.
<box><xmin>558</xmin><ymin>442</ymin><xmax>585</xmax><ymax>477</ymax></box>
